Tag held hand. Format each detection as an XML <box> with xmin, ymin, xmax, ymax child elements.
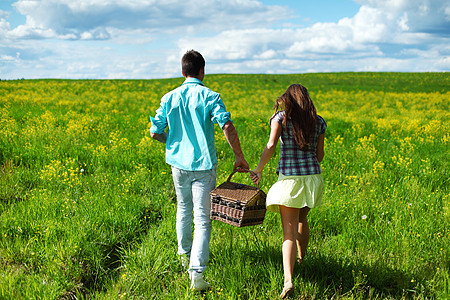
<box><xmin>249</xmin><ymin>170</ymin><xmax>262</xmax><ymax>185</ymax></box>
<box><xmin>234</xmin><ymin>157</ymin><xmax>250</xmax><ymax>172</ymax></box>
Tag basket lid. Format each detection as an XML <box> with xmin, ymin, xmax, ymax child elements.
<box><xmin>210</xmin><ymin>181</ymin><xmax>264</xmax><ymax>205</ymax></box>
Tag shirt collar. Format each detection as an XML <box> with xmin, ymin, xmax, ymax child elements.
<box><xmin>183</xmin><ymin>77</ymin><xmax>204</xmax><ymax>86</ymax></box>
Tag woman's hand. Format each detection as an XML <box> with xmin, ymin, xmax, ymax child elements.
<box><xmin>250</xmin><ymin>170</ymin><xmax>262</xmax><ymax>185</ymax></box>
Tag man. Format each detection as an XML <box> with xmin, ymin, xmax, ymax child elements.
<box><xmin>150</xmin><ymin>50</ymin><xmax>249</xmax><ymax>291</ymax></box>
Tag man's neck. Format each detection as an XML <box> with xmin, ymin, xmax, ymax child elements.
<box><xmin>186</xmin><ymin>75</ymin><xmax>201</xmax><ymax>79</ymax></box>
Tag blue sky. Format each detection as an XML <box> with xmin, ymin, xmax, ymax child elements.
<box><xmin>0</xmin><ymin>0</ymin><xmax>449</xmax><ymax>79</ymax></box>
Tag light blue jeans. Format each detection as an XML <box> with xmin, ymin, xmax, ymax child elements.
<box><xmin>171</xmin><ymin>165</ymin><xmax>217</xmax><ymax>273</ymax></box>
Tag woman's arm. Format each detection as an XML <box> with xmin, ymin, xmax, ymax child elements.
<box><xmin>316</xmin><ymin>133</ymin><xmax>325</xmax><ymax>162</ymax></box>
<box><xmin>251</xmin><ymin>119</ymin><xmax>282</xmax><ymax>184</ymax></box>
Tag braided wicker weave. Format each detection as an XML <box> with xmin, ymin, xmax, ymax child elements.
<box><xmin>210</xmin><ymin>169</ymin><xmax>266</xmax><ymax>227</ymax></box>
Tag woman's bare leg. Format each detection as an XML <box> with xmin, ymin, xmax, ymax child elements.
<box><xmin>279</xmin><ymin>205</ymin><xmax>300</xmax><ymax>285</ymax></box>
<box><xmin>297</xmin><ymin>207</ymin><xmax>310</xmax><ymax>262</ymax></box>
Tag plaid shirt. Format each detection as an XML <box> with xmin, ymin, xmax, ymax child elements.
<box><xmin>271</xmin><ymin>111</ymin><xmax>327</xmax><ymax>176</ymax></box>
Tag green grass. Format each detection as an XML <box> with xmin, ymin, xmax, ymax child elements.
<box><xmin>0</xmin><ymin>72</ymin><xmax>449</xmax><ymax>299</ymax></box>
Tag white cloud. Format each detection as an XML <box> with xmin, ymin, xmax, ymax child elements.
<box><xmin>255</xmin><ymin>49</ymin><xmax>277</xmax><ymax>60</ymax></box>
<box><xmin>8</xmin><ymin>0</ymin><xmax>291</xmax><ymax>40</ymax></box>
<box><xmin>398</xmin><ymin>13</ymin><xmax>409</xmax><ymax>31</ymax></box>
<box><xmin>0</xmin><ymin>37</ymin><xmax>180</xmax><ymax>79</ymax></box>
<box><xmin>178</xmin><ymin>28</ymin><xmax>294</xmax><ymax>61</ymax></box>
<box><xmin>0</xmin><ymin>10</ymin><xmax>11</xmax><ymax>36</ymax></box>
<box><xmin>0</xmin><ymin>54</ymin><xmax>16</xmax><ymax>61</ymax></box>
<box><xmin>79</xmin><ymin>28</ymin><xmax>110</xmax><ymax>40</ymax></box>
<box><xmin>0</xmin><ymin>0</ymin><xmax>448</xmax><ymax>79</ymax></box>
<box><xmin>354</xmin><ymin>0</ymin><xmax>450</xmax><ymax>34</ymax></box>
<box><xmin>10</xmin><ymin>25</ymin><xmax>61</xmax><ymax>39</ymax></box>
<box><xmin>177</xmin><ymin>0</ymin><xmax>449</xmax><ymax>75</ymax></box>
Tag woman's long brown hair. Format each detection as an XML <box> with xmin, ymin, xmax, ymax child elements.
<box><xmin>274</xmin><ymin>84</ymin><xmax>317</xmax><ymax>150</ymax></box>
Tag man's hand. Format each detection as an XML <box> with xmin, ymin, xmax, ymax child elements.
<box><xmin>234</xmin><ymin>156</ymin><xmax>249</xmax><ymax>172</ymax></box>
<box><xmin>150</xmin><ymin>132</ymin><xmax>167</xmax><ymax>144</ymax></box>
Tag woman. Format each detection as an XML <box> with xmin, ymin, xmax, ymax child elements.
<box><xmin>250</xmin><ymin>84</ymin><xmax>326</xmax><ymax>298</ymax></box>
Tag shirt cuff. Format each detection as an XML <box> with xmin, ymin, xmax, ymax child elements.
<box><xmin>213</xmin><ymin>112</ymin><xmax>232</xmax><ymax>128</ymax></box>
<box><xmin>149</xmin><ymin>116</ymin><xmax>166</xmax><ymax>134</ymax></box>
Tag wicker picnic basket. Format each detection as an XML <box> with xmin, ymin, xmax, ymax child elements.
<box><xmin>210</xmin><ymin>169</ymin><xmax>266</xmax><ymax>227</ymax></box>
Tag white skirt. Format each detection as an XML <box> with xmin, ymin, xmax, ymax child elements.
<box><xmin>266</xmin><ymin>173</ymin><xmax>324</xmax><ymax>213</ymax></box>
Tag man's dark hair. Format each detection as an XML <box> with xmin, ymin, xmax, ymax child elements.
<box><xmin>182</xmin><ymin>50</ymin><xmax>205</xmax><ymax>77</ymax></box>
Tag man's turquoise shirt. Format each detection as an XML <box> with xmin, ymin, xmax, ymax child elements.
<box><xmin>150</xmin><ymin>78</ymin><xmax>231</xmax><ymax>171</ymax></box>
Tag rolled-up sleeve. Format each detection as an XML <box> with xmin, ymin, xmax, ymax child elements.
<box><xmin>210</xmin><ymin>93</ymin><xmax>231</xmax><ymax>128</ymax></box>
<box><xmin>150</xmin><ymin>101</ymin><xmax>168</xmax><ymax>134</ymax></box>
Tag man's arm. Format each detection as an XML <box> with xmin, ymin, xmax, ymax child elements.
<box><xmin>150</xmin><ymin>132</ymin><xmax>167</xmax><ymax>144</ymax></box>
<box><xmin>222</xmin><ymin>121</ymin><xmax>249</xmax><ymax>171</ymax></box>
<box><xmin>149</xmin><ymin>103</ymin><xmax>168</xmax><ymax>144</ymax></box>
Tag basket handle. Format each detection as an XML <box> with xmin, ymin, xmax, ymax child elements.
<box><xmin>226</xmin><ymin>168</ymin><xmax>260</xmax><ymax>190</ymax></box>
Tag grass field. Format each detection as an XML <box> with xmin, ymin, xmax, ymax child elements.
<box><xmin>0</xmin><ymin>72</ymin><xmax>449</xmax><ymax>299</ymax></box>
